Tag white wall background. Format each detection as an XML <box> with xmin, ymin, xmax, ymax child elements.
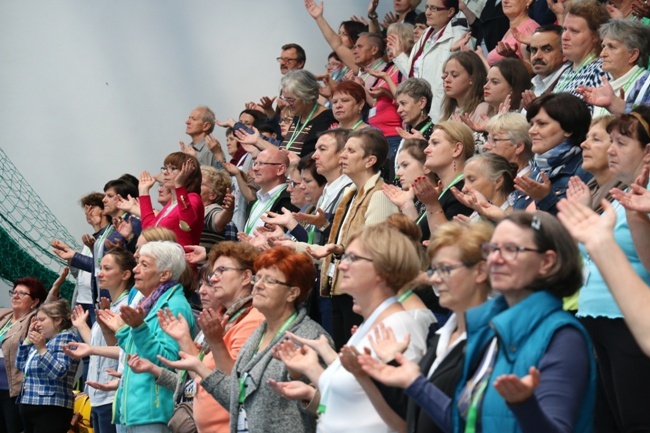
<box><xmin>0</xmin><ymin>0</ymin><xmax>400</xmax><ymax>307</ymax></box>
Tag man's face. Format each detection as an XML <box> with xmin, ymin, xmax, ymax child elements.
<box><xmin>529</xmin><ymin>31</ymin><xmax>565</xmax><ymax>77</ymax></box>
<box><xmin>102</xmin><ymin>188</ymin><xmax>119</xmax><ymax>217</ymax></box>
<box><xmin>252</xmin><ymin>150</ymin><xmax>286</xmax><ymax>188</ymax></box>
<box><xmin>278</xmin><ymin>48</ymin><xmax>303</xmax><ymax>74</ymax></box>
<box><xmin>185</xmin><ymin>109</ymin><xmax>209</xmax><ymax>137</ymax></box>
<box><xmin>353</xmin><ymin>35</ymin><xmax>377</xmax><ymax>67</ymax></box>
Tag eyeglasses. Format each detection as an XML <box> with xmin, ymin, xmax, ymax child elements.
<box><xmin>481</xmin><ymin>243</ymin><xmax>542</xmax><ymax>261</ymax></box>
<box><xmin>426</xmin><ymin>262</ymin><xmax>474</xmax><ymax>280</ymax></box>
<box><xmin>9</xmin><ymin>289</ymin><xmax>33</xmax><ymax>298</ymax></box>
<box><xmin>251</xmin><ymin>275</ymin><xmax>293</xmax><ymax>287</ymax></box>
<box><xmin>207</xmin><ymin>266</ymin><xmax>245</xmax><ymax>280</ymax></box>
<box><xmin>279</xmin><ymin>96</ymin><xmax>297</xmax><ymax>105</ymax></box>
<box><xmin>277</xmin><ymin>57</ymin><xmax>299</xmax><ymax>64</ymax></box>
<box><xmin>425</xmin><ymin>4</ymin><xmax>450</xmax><ymax>11</ymax></box>
<box><xmin>280</xmin><ymin>117</ymin><xmax>294</xmax><ymax>124</ymax></box>
<box><xmin>288</xmin><ymin>180</ymin><xmax>301</xmax><ymax>189</ymax></box>
<box><xmin>160</xmin><ymin>166</ymin><xmax>180</xmax><ymax>174</ymax></box>
<box><xmin>340</xmin><ymin>253</ymin><xmax>373</xmax><ymax>264</ymax></box>
<box><xmin>486</xmin><ymin>136</ymin><xmax>511</xmax><ymax>145</ymax></box>
<box><xmin>253</xmin><ymin>161</ymin><xmax>284</xmax><ymax>168</ymax></box>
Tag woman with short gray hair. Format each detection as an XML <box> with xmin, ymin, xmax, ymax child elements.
<box><xmin>280</xmin><ymin>70</ymin><xmax>336</xmax><ymax>157</ymax></box>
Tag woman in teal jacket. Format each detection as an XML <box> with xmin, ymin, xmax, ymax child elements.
<box><xmin>100</xmin><ymin>241</ymin><xmax>196</xmax><ymax>432</ymax></box>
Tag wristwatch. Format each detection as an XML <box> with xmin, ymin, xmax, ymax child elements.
<box><xmin>368</xmin><ymin>11</ymin><xmax>379</xmax><ymax>20</ymax></box>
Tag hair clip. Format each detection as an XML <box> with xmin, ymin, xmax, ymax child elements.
<box><xmin>531</xmin><ymin>215</ymin><xmax>541</xmax><ymax>231</ymax></box>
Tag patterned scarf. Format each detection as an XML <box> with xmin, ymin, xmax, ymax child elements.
<box><xmin>532</xmin><ymin>141</ymin><xmax>582</xmax><ymax>179</ymax></box>
<box><xmin>138</xmin><ymin>281</ymin><xmax>177</xmax><ymax>317</ymax></box>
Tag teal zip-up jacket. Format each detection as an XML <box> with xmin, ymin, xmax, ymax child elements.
<box><xmin>454</xmin><ymin>291</ymin><xmax>596</xmax><ymax>433</ymax></box>
<box><xmin>114</xmin><ymin>283</ymin><xmax>196</xmax><ymax>426</ymax></box>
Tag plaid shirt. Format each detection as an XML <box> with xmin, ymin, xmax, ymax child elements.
<box><xmin>16</xmin><ymin>329</ymin><xmax>81</xmax><ymax>408</ymax></box>
<box><xmin>554</xmin><ymin>58</ymin><xmax>606</xmax><ymax>111</ymax></box>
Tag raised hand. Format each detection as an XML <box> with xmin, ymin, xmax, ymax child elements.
<box><xmin>116</xmin><ymin>194</ymin><xmax>140</xmax><ymax>216</ymax></box>
<box><xmin>215</xmin><ymin>118</ymin><xmax>236</xmax><ymax>129</ymax></box>
<box><xmin>520</xmin><ymin>90</ymin><xmax>537</xmax><ymax>111</ymax></box>
<box><xmin>566</xmin><ymin>176</ymin><xmax>592</xmax><ymax>207</ymax></box>
<box><xmin>306</xmin><ymin>243</ymin><xmax>340</xmax><ymax>260</ymax></box>
<box><xmin>511</xmin><ymin>27</ymin><xmax>532</xmax><ymax>46</ymax></box>
<box><xmin>381</xmin><ymin>11</ymin><xmax>399</xmax><ymax>30</ymax></box>
<box><xmin>286</xmin><ymin>331</ymin><xmax>337</xmax><ymax>365</ymax></box>
<box><xmin>496</xmin><ymin>41</ymin><xmax>519</xmax><ymax>58</ymax></box>
<box><xmin>367</xmin><ymin>322</ymin><xmax>410</xmax><ymax>363</ymax></box>
<box><xmin>49</xmin><ymin>266</ymin><xmax>69</xmax><ymax>300</ymax></box>
<box><xmin>293</xmin><ymin>208</ymin><xmax>326</xmax><ymax>227</ymax></box>
<box><xmin>412</xmin><ymin>176</ymin><xmax>441</xmax><ymax>207</ymax></box>
<box><xmin>460</xmin><ymin>112</ymin><xmax>489</xmax><ymax>133</ymax></box>
<box><xmin>198</xmin><ymin>308</ymin><xmax>228</xmax><ymax>349</ymax></box>
<box><xmin>184</xmin><ymin>244</ymin><xmax>207</xmax><ymax>265</ymax></box>
<box><xmin>396</xmin><ymin>127</ymin><xmax>425</xmax><ymax>141</ymax></box>
<box><xmin>51</xmin><ymin>239</ymin><xmax>75</xmax><ymax>261</ymax></box>
<box><xmin>97</xmin><ymin>308</ymin><xmax>125</xmax><ymax>332</ymax></box>
<box><xmin>514</xmin><ymin>172</ymin><xmax>552</xmax><ymax>202</ymax></box>
<box><xmin>157</xmin><ymin>308</ymin><xmax>191</xmax><ymax>342</ymax></box>
<box><xmin>358</xmin><ymin>351</ymin><xmax>421</xmax><ymax>388</ymax></box>
<box><xmin>138</xmin><ymin>170</ymin><xmax>156</xmax><ymax>196</ymax></box>
<box><xmin>493</xmin><ymin>366</ymin><xmax>541</xmax><ymax>404</ymax></box>
<box><xmin>451</xmin><ymin>32</ymin><xmax>472</xmax><ymax>52</ymax></box>
<box><xmin>234</xmin><ymin>127</ymin><xmax>262</xmax><ymax>147</ymax></box>
<box><xmin>174</xmin><ymin>158</ymin><xmax>196</xmax><ymax>188</ymax></box>
<box><xmin>206</xmin><ymin>135</ymin><xmax>225</xmax><ymax>160</ymax></box>
<box><xmin>158</xmin><ymin>351</ymin><xmax>204</xmax><ymax>373</ymax></box>
<box><xmin>113</xmin><ymin>215</ymin><xmax>134</xmax><ymax>240</ymax></box>
<box><xmin>382</xmin><ymin>183</ymin><xmax>416</xmax><ymax>210</ymax></box>
<box><xmin>557</xmin><ymin>198</ymin><xmax>617</xmax><ymax>246</ymax></box>
<box><xmin>179</xmin><ymin>141</ymin><xmax>197</xmax><ymax>158</ymax></box>
<box><xmin>259</xmin><ymin>96</ymin><xmax>277</xmax><ymax>111</ymax></box>
<box><xmin>576</xmin><ymin>76</ymin><xmax>617</xmax><ymax>109</ymax></box>
<box><xmin>127</xmin><ymin>354</ymin><xmax>157</xmax><ymax>375</ymax></box>
<box><xmin>86</xmin><ymin>379</ymin><xmax>119</xmax><ymax>392</ymax></box>
<box><xmin>267</xmin><ymin>379</ymin><xmax>316</xmax><ymax>402</ymax></box>
<box><xmin>304</xmin><ymin>0</ymin><xmax>324</xmax><ymax>19</ymax></box>
<box><xmin>274</xmin><ymin>339</ymin><xmax>319</xmax><ymax>377</ymax></box>
<box><xmin>262</xmin><ymin>208</ymin><xmax>298</xmax><ymax>230</ymax></box>
<box><xmin>71</xmin><ymin>305</ymin><xmax>90</xmax><ymax>329</ymax></box>
<box><xmin>340</xmin><ymin>345</ymin><xmax>369</xmax><ymax>377</ymax></box>
<box><xmin>63</xmin><ymin>341</ymin><xmax>93</xmax><ymax>359</ymax></box>
<box><xmin>611</xmin><ymin>184</ymin><xmax>650</xmax><ymax>213</ymax></box>
<box><xmin>498</xmin><ymin>93</ymin><xmax>512</xmax><ymax>113</ymax></box>
<box><xmin>631</xmin><ymin>0</ymin><xmax>650</xmax><ymax>18</ymax></box>
<box><xmin>368</xmin><ymin>86</ymin><xmax>392</xmax><ymax>100</ymax></box>
<box><xmin>386</xmin><ymin>33</ymin><xmax>404</xmax><ymax>58</ymax></box>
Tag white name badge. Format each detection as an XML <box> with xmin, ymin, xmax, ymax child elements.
<box><xmin>368</xmin><ymin>107</ymin><xmax>377</xmax><ymax>118</ymax></box>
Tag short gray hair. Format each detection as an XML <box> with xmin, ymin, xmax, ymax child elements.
<box><xmin>197</xmin><ymin>106</ymin><xmax>216</xmax><ymax>134</ymax></box>
<box><xmin>395</xmin><ymin>78</ymin><xmax>433</xmax><ymax>114</ymax></box>
<box><xmin>486</xmin><ymin>112</ymin><xmax>533</xmax><ymax>159</ymax></box>
<box><xmin>139</xmin><ymin>241</ymin><xmax>187</xmax><ymax>281</ymax></box>
<box><xmin>358</xmin><ymin>32</ymin><xmax>385</xmax><ymax>57</ymax></box>
<box><xmin>599</xmin><ymin>19</ymin><xmax>650</xmax><ymax>68</ymax></box>
<box><xmin>281</xmin><ymin>70</ymin><xmax>320</xmax><ymax>105</ymax></box>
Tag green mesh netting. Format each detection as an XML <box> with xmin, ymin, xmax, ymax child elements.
<box><xmin>0</xmin><ymin>147</ymin><xmax>79</xmax><ymax>301</ymax></box>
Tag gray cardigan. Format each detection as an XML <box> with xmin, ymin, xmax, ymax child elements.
<box><xmin>201</xmin><ymin>307</ymin><xmax>330</xmax><ymax>433</ymax></box>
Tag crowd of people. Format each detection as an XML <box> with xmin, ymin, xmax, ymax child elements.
<box><xmin>2</xmin><ymin>0</ymin><xmax>650</xmax><ymax>432</ymax></box>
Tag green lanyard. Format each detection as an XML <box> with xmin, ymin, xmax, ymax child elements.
<box><xmin>416</xmin><ymin>211</ymin><xmax>427</xmax><ymax>225</ymax></box>
<box><xmin>397</xmin><ymin>289</ymin><xmax>414</xmax><ymax>303</ymax></box>
<box><xmin>307</xmin><ymin>226</ymin><xmax>317</xmax><ymax>245</ymax></box>
<box><xmin>228</xmin><ymin>306</ymin><xmax>247</xmax><ymax>324</ymax></box>
<box><xmin>95</xmin><ymin>225</ymin><xmax>114</xmax><ymax>268</ymax></box>
<box><xmin>439</xmin><ymin>173</ymin><xmax>464</xmax><ymax>200</ymax></box>
<box><xmin>244</xmin><ymin>186</ymin><xmax>287</xmax><ymax>235</ymax></box>
<box><xmin>285</xmin><ymin>104</ymin><xmax>318</xmax><ymax>150</ymax></box>
<box><xmin>239</xmin><ymin>312</ymin><xmax>299</xmax><ymax>404</ymax></box>
<box><xmin>0</xmin><ymin>318</ymin><xmax>14</xmax><ymax>342</ymax></box>
<box><xmin>351</xmin><ymin>119</ymin><xmax>364</xmax><ymax>130</ymax></box>
<box><xmin>418</xmin><ymin>120</ymin><xmax>433</xmax><ymax>134</ymax></box>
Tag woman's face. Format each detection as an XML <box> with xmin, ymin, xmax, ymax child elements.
<box><xmin>484</xmin><ymin>130</ymin><xmax>517</xmax><ymax>163</ymax></box>
<box><xmin>162</xmin><ymin>164</ymin><xmax>180</xmax><ymax>189</ymax></box>
<box><xmin>157</xmin><ymin>186</ymin><xmax>172</xmax><ymax>206</ymax></box>
<box><xmin>337</xmin><ymin>239</ymin><xmax>380</xmax><ymax>299</ymax></box>
<box><xmin>561</xmin><ymin>14</ymin><xmax>598</xmax><ymax>64</ymax></box>
<box><xmin>288</xmin><ymin>172</ymin><xmax>307</xmax><ymax>208</ymax></box>
<box><xmin>252</xmin><ymin>266</ymin><xmax>297</xmax><ymax>314</ymax></box>
<box><xmin>204</xmin><ymin>256</ymin><xmax>247</xmax><ymax>309</ymax></box>
<box><xmin>36</xmin><ymin>311</ymin><xmax>61</xmax><ymax>340</ymax></box>
<box><xmin>528</xmin><ymin>108</ymin><xmax>568</xmax><ymax>155</ymax></box>
<box><xmin>396</xmin><ymin>93</ymin><xmax>426</xmax><ymax>126</ymax></box>
<box><xmin>462</xmin><ymin>159</ymin><xmax>498</xmax><ymax>201</ymax></box>
<box><xmin>326</xmin><ymin>56</ymin><xmax>343</xmax><ymax>75</ymax></box>
<box><xmin>442</xmin><ymin>59</ymin><xmax>472</xmax><ymax>101</ymax></box>
<box><xmin>313</xmin><ymin>134</ymin><xmax>342</xmax><ymax>177</ymax></box>
<box><xmin>396</xmin><ymin>150</ymin><xmax>425</xmax><ymax>189</ymax></box>
<box><xmin>580</xmin><ymin>122</ymin><xmax>612</xmax><ymax>175</ymax></box>
<box><xmin>98</xmin><ymin>254</ymin><xmax>129</xmax><ymax>291</ymax></box>
<box><xmin>239</xmin><ymin>113</ymin><xmax>256</xmax><ymax>127</ymax></box>
<box><xmin>11</xmin><ymin>284</ymin><xmax>39</xmax><ymax>314</ymax></box>
<box><xmin>600</xmin><ymin>36</ymin><xmax>637</xmax><ymax>79</ymax></box>
<box><xmin>340</xmin><ymin>137</ymin><xmax>371</xmax><ymax>176</ymax></box>
<box><xmin>424</xmin><ymin>129</ymin><xmax>457</xmax><ymax>173</ymax></box>
<box><xmin>300</xmin><ymin>170</ymin><xmax>325</xmax><ymax>205</ymax></box>
<box><xmin>339</xmin><ymin>25</ymin><xmax>353</xmax><ymax>49</ymax></box>
<box><xmin>414</xmin><ymin>23</ymin><xmax>428</xmax><ymax>41</ymax></box>
<box><xmin>332</xmin><ymin>91</ymin><xmax>363</xmax><ymax>125</ymax></box>
<box><xmin>501</xmin><ymin>0</ymin><xmax>529</xmax><ymax>19</ymax></box>
<box><xmin>425</xmin><ymin>0</ymin><xmax>453</xmax><ymax>30</ymax></box>
<box><xmin>133</xmin><ymin>254</ymin><xmax>163</xmax><ymax>294</ymax></box>
<box><xmin>428</xmin><ymin>245</ymin><xmax>483</xmax><ymax>312</ymax></box>
<box><xmin>282</xmin><ymin>89</ymin><xmax>307</xmax><ymax>117</ymax></box>
<box><xmin>226</xmin><ymin>133</ymin><xmax>240</xmax><ymax>157</ymax></box>
<box><xmin>608</xmin><ymin>129</ymin><xmax>648</xmax><ymax>184</ymax></box>
<box><xmin>486</xmin><ymin>221</ymin><xmax>549</xmax><ymax>296</ymax></box>
<box><xmin>484</xmin><ymin>67</ymin><xmax>512</xmax><ymax>107</ymax></box>
<box><xmin>280</xmin><ymin>111</ymin><xmax>293</xmax><ymax>138</ymax></box>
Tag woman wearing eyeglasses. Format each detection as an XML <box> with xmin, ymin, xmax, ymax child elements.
<box><xmin>0</xmin><ymin>278</ymin><xmax>48</xmax><ymax>433</ymax></box>
<box><xmin>159</xmin><ymin>246</ymin><xmax>331</xmax><ymax>433</ymax></box>
<box><xmin>360</xmin><ymin>212</ymin><xmax>596</xmax><ymax>433</ymax></box>
<box><xmin>139</xmin><ymin>152</ymin><xmax>205</xmax><ymax>247</ymax></box>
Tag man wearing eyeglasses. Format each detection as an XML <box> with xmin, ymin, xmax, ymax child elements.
<box><xmin>277</xmin><ymin>43</ymin><xmax>306</xmax><ymax>75</ymax></box>
<box><xmin>241</xmin><ymin>148</ymin><xmax>298</xmax><ymax>237</ymax></box>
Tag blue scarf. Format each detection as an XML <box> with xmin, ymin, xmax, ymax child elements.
<box><xmin>533</xmin><ymin>141</ymin><xmax>582</xmax><ymax>179</ymax></box>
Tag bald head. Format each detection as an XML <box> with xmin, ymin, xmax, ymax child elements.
<box><xmin>252</xmin><ymin>148</ymin><xmax>290</xmax><ymax>192</ymax></box>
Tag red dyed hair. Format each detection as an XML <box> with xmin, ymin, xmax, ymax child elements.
<box><xmin>333</xmin><ymin>80</ymin><xmax>367</xmax><ymax>105</ymax></box>
<box><xmin>254</xmin><ymin>247</ymin><xmax>316</xmax><ymax>306</ymax></box>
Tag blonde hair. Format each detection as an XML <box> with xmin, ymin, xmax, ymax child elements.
<box><xmin>434</xmin><ymin>121</ymin><xmax>476</xmax><ymax>162</ymax></box>
<box><xmin>141</xmin><ymin>227</ymin><xmax>177</xmax><ymax>243</ymax></box>
<box><xmin>200</xmin><ymin>166</ymin><xmax>230</xmax><ymax>203</ymax></box>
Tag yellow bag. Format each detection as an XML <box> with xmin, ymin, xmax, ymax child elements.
<box><xmin>69</xmin><ymin>391</ymin><xmax>94</xmax><ymax>433</ymax></box>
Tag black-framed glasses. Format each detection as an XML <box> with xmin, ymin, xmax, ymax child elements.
<box><xmin>277</xmin><ymin>57</ymin><xmax>299</xmax><ymax>64</ymax></box>
<box><xmin>280</xmin><ymin>116</ymin><xmax>294</xmax><ymax>124</ymax></box>
<box><xmin>251</xmin><ymin>275</ymin><xmax>293</xmax><ymax>287</ymax></box>
<box><xmin>481</xmin><ymin>243</ymin><xmax>542</xmax><ymax>261</ymax></box>
<box><xmin>340</xmin><ymin>253</ymin><xmax>374</xmax><ymax>264</ymax></box>
<box><xmin>9</xmin><ymin>289</ymin><xmax>33</xmax><ymax>299</ymax></box>
<box><xmin>253</xmin><ymin>161</ymin><xmax>284</xmax><ymax>168</ymax></box>
<box><xmin>160</xmin><ymin>166</ymin><xmax>180</xmax><ymax>174</ymax></box>
<box><xmin>288</xmin><ymin>180</ymin><xmax>301</xmax><ymax>189</ymax></box>
<box><xmin>207</xmin><ymin>266</ymin><xmax>245</xmax><ymax>280</ymax></box>
<box><xmin>426</xmin><ymin>262</ymin><xmax>474</xmax><ymax>280</ymax></box>
<box><xmin>425</xmin><ymin>4</ymin><xmax>450</xmax><ymax>11</ymax></box>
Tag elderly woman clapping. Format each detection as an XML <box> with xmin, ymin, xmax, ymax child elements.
<box><xmin>96</xmin><ymin>241</ymin><xmax>196</xmax><ymax>431</ymax></box>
